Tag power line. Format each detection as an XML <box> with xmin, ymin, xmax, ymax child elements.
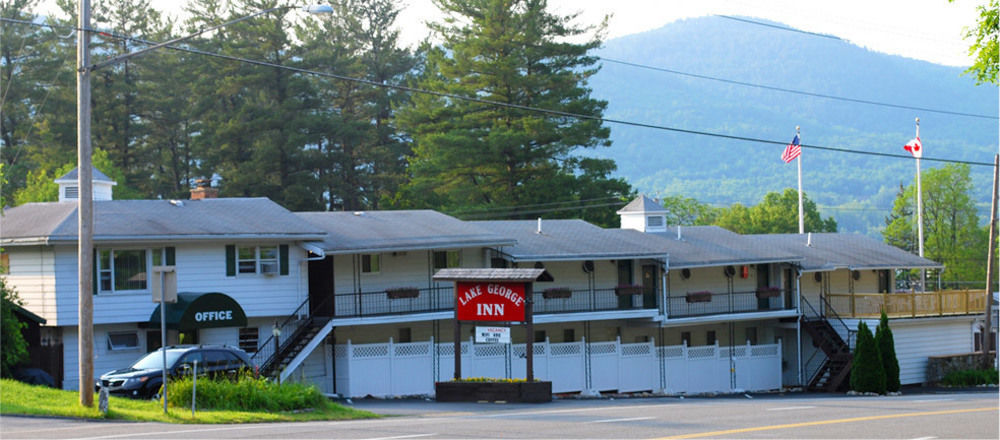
<box><xmin>716</xmin><ymin>15</ymin><xmax>842</xmax><ymax>40</ymax></box>
<box><xmin>4</xmin><ymin>17</ymin><xmax>996</xmax><ymax>169</ymax></box>
<box><xmin>597</xmin><ymin>57</ymin><xmax>998</xmax><ymax>120</ymax></box>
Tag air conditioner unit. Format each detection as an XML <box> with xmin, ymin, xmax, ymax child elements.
<box><xmin>260</xmin><ymin>262</ymin><xmax>279</xmax><ymax>276</ymax></box>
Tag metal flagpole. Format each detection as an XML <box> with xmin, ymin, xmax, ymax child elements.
<box><xmin>796</xmin><ymin>126</ymin><xmax>804</xmax><ymax>234</ymax></box>
<box><xmin>915</xmin><ymin>118</ymin><xmax>925</xmax><ymax>292</ymax></box>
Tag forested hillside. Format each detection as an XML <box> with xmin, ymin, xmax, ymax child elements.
<box><xmin>589</xmin><ymin>16</ymin><xmax>998</xmax><ymax>235</ymax></box>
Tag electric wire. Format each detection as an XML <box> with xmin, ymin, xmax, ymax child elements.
<box><xmin>716</xmin><ymin>15</ymin><xmax>842</xmax><ymax>40</ymax></box>
<box><xmin>2</xmin><ymin>17</ymin><xmax>995</xmax><ymax>170</ymax></box>
<box><xmin>597</xmin><ymin>56</ymin><xmax>998</xmax><ymax>120</ymax></box>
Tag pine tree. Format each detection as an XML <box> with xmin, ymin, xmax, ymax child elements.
<box><xmin>875</xmin><ymin>310</ymin><xmax>901</xmax><ymax>392</ymax></box>
<box><xmin>850</xmin><ymin>321</ymin><xmax>886</xmax><ymax>394</ymax></box>
<box><xmin>395</xmin><ymin>0</ymin><xmax>632</xmax><ymax>225</ymax></box>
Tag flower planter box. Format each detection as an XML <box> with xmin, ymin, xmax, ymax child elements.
<box><xmin>542</xmin><ymin>288</ymin><xmax>572</xmax><ymax>299</ymax></box>
<box><xmin>435</xmin><ymin>381</ymin><xmax>552</xmax><ymax>403</ymax></box>
<box><xmin>686</xmin><ymin>291</ymin><xmax>712</xmax><ymax>303</ymax></box>
<box><xmin>615</xmin><ymin>285</ymin><xmax>643</xmax><ymax>296</ymax></box>
<box><xmin>386</xmin><ymin>287</ymin><xmax>419</xmax><ymax>299</ymax></box>
<box><xmin>755</xmin><ymin>287</ymin><xmax>781</xmax><ymax>299</ymax></box>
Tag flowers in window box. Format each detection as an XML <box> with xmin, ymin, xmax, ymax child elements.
<box><xmin>755</xmin><ymin>287</ymin><xmax>781</xmax><ymax>299</ymax></box>
<box><xmin>615</xmin><ymin>284</ymin><xmax>643</xmax><ymax>296</ymax></box>
<box><xmin>386</xmin><ymin>287</ymin><xmax>419</xmax><ymax>299</ymax></box>
<box><xmin>686</xmin><ymin>291</ymin><xmax>712</xmax><ymax>303</ymax></box>
<box><xmin>542</xmin><ymin>287</ymin><xmax>572</xmax><ymax>299</ymax></box>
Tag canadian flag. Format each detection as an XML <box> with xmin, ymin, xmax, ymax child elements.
<box><xmin>904</xmin><ymin>137</ymin><xmax>922</xmax><ymax>158</ymax></box>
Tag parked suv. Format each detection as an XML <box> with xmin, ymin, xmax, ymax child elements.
<box><xmin>97</xmin><ymin>345</ymin><xmax>253</xmax><ymax>399</ymax></box>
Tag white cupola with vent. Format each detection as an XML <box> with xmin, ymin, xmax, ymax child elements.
<box><xmin>617</xmin><ymin>195</ymin><xmax>668</xmax><ymax>233</ymax></box>
<box><xmin>54</xmin><ymin>167</ymin><xmax>117</xmax><ymax>202</ymax></box>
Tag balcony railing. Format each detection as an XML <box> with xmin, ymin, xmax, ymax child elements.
<box><xmin>531</xmin><ymin>288</ymin><xmax>655</xmax><ymax>314</ymax></box>
<box><xmin>666</xmin><ymin>289</ymin><xmax>793</xmax><ymax>318</ymax></box>
<box><xmin>826</xmin><ymin>289</ymin><xmax>988</xmax><ymax>319</ymax></box>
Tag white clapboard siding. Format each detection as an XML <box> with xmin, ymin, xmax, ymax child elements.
<box><xmin>844</xmin><ymin>317</ymin><xmax>975</xmax><ymax>385</ymax></box>
<box><xmin>5</xmin><ymin>246</ymin><xmax>58</xmax><ymax>323</ymax></box>
<box><xmin>44</xmin><ymin>242</ymin><xmax>307</xmax><ymax>326</ymax></box>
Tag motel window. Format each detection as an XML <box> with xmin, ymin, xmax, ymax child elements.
<box><xmin>681</xmin><ymin>332</ymin><xmax>691</xmax><ymax>346</ymax></box>
<box><xmin>706</xmin><ymin>331</ymin><xmax>717</xmax><ymax>346</ymax></box>
<box><xmin>433</xmin><ymin>250</ymin><xmax>461</xmax><ymax>269</ymax></box>
<box><xmin>97</xmin><ymin>248</ymin><xmax>174</xmax><ymax>293</ymax></box>
<box><xmin>107</xmin><ymin>332</ymin><xmax>139</xmax><ymax>351</ymax></box>
<box><xmin>239</xmin><ymin>328</ymin><xmax>259</xmax><ymax>353</ymax></box>
<box><xmin>361</xmin><ymin>254</ymin><xmax>381</xmax><ymax>273</ymax></box>
<box><xmin>563</xmin><ymin>328</ymin><xmax>576</xmax><ymax>343</ymax></box>
<box><xmin>226</xmin><ymin>245</ymin><xmax>289</xmax><ymax>277</ymax></box>
<box><xmin>534</xmin><ymin>330</ymin><xmax>547</xmax><ymax>343</ymax></box>
<box><xmin>398</xmin><ymin>328</ymin><xmax>412</xmax><ymax>343</ymax></box>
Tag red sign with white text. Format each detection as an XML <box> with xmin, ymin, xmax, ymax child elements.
<box><xmin>455</xmin><ymin>282</ymin><xmax>526</xmax><ymax>322</ymax></box>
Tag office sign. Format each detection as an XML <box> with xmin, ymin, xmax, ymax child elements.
<box><xmin>456</xmin><ymin>281</ymin><xmax>526</xmax><ymax>322</ymax></box>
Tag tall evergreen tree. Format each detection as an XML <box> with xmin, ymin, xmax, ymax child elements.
<box><xmin>395</xmin><ymin>0</ymin><xmax>631</xmax><ymax>226</ymax></box>
<box><xmin>850</xmin><ymin>321</ymin><xmax>886</xmax><ymax>394</ymax></box>
<box><xmin>875</xmin><ymin>310</ymin><xmax>901</xmax><ymax>392</ymax></box>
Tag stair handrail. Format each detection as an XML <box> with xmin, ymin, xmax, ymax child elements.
<box><xmin>821</xmin><ymin>294</ymin><xmax>857</xmax><ymax>350</ymax></box>
<box><xmin>249</xmin><ymin>293</ymin><xmax>334</xmax><ymax>370</ymax></box>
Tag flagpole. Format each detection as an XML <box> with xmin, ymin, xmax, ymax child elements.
<box><xmin>796</xmin><ymin>126</ymin><xmax>804</xmax><ymax>234</ymax></box>
<box><xmin>915</xmin><ymin>117</ymin><xmax>925</xmax><ymax>292</ymax></box>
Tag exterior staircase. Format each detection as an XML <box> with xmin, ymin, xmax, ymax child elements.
<box><xmin>259</xmin><ymin>317</ymin><xmax>330</xmax><ymax>379</ymax></box>
<box><xmin>802</xmin><ymin>317</ymin><xmax>853</xmax><ymax>392</ymax></box>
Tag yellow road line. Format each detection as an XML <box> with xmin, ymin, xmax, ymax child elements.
<box><xmin>656</xmin><ymin>406</ymin><xmax>999</xmax><ymax>439</ymax></box>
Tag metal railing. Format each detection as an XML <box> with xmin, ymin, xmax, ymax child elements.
<box><xmin>531</xmin><ymin>288</ymin><xmax>656</xmax><ymax>314</ymax></box>
<box><xmin>801</xmin><ymin>295</ymin><xmax>856</xmax><ymax>387</ymax></box>
<box><xmin>248</xmin><ymin>293</ymin><xmax>331</xmax><ymax>369</ymax></box>
<box><xmin>665</xmin><ymin>289</ymin><xmax>793</xmax><ymax>318</ymax></box>
<box><xmin>826</xmin><ymin>289</ymin><xmax>988</xmax><ymax>319</ymax></box>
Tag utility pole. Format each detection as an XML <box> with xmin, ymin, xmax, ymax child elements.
<box><xmin>77</xmin><ymin>0</ymin><xmax>95</xmax><ymax>408</ymax></box>
<box><xmin>982</xmin><ymin>154</ymin><xmax>998</xmax><ymax>369</ymax></box>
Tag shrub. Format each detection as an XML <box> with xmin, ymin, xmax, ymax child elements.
<box><xmin>850</xmin><ymin>321</ymin><xmax>886</xmax><ymax>394</ymax></box>
<box><xmin>875</xmin><ymin>310</ymin><xmax>901</xmax><ymax>392</ymax></box>
<box><xmin>166</xmin><ymin>372</ymin><xmax>327</xmax><ymax>412</ymax></box>
<box><xmin>940</xmin><ymin>369</ymin><xmax>999</xmax><ymax>386</ymax></box>
<box><xmin>1</xmin><ymin>278</ymin><xmax>28</xmax><ymax>378</ymax></box>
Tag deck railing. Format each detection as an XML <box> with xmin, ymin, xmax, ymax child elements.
<box><xmin>826</xmin><ymin>289</ymin><xmax>988</xmax><ymax>319</ymax></box>
<box><xmin>665</xmin><ymin>289</ymin><xmax>794</xmax><ymax>318</ymax></box>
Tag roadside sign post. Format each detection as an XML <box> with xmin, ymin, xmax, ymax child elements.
<box><xmin>152</xmin><ymin>266</ymin><xmax>176</xmax><ymax>414</ymax></box>
<box><xmin>433</xmin><ymin>269</ymin><xmax>547</xmax><ymax>383</ymax></box>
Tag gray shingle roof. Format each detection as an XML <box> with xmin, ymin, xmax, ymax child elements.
<box><xmin>747</xmin><ymin>233</ymin><xmax>942</xmax><ymax>271</ymax></box>
<box><xmin>647</xmin><ymin>226</ymin><xmax>803</xmax><ymax>268</ymax></box>
<box><xmin>54</xmin><ymin>167</ymin><xmax>115</xmax><ymax>183</ymax></box>
<box><xmin>617</xmin><ymin>195</ymin><xmax>666</xmax><ymax>214</ymax></box>
<box><xmin>471</xmin><ymin>219</ymin><xmax>670</xmax><ymax>261</ymax></box>
<box><xmin>296</xmin><ymin>210</ymin><xmax>514</xmax><ymax>254</ymax></box>
<box><xmin>1</xmin><ymin>198</ymin><xmax>325</xmax><ymax>245</ymax></box>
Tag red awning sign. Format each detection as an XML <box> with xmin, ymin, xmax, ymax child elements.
<box><xmin>456</xmin><ymin>281</ymin><xmax>526</xmax><ymax>322</ymax></box>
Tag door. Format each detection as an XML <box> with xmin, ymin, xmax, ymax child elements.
<box><xmin>877</xmin><ymin>270</ymin><xmax>891</xmax><ymax>293</ymax></box>
<box><xmin>617</xmin><ymin>260</ymin><xmax>634</xmax><ymax>309</ymax></box>
<box><xmin>757</xmin><ymin>264</ymin><xmax>771</xmax><ymax>310</ymax></box>
<box><xmin>308</xmin><ymin>256</ymin><xmax>335</xmax><ymax>317</ymax></box>
<box><xmin>642</xmin><ymin>264</ymin><xmax>657</xmax><ymax>309</ymax></box>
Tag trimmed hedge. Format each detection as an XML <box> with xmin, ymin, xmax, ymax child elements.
<box><xmin>940</xmin><ymin>369</ymin><xmax>999</xmax><ymax>387</ymax></box>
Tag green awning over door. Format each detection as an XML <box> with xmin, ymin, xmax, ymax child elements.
<box><xmin>147</xmin><ymin>292</ymin><xmax>248</xmax><ymax>331</ymax></box>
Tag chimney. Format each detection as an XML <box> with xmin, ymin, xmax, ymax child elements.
<box><xmin>537</xmin><ymin>217</ymin><xmax>542</xmax><ymax>234</ymax></box>
<box><xmin>190</xmin><ymin>178</ymin><xmax>218</xmax><ymax>200</ymax></box>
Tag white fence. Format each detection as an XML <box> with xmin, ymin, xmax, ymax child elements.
<box><xmin>331</xmin><ymin>338</ymin><xmax>781</xmax><ymax>398</ymax></box>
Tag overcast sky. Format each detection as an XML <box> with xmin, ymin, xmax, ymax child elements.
<box><xmin>38</xmin><ymin>0</ymin><xmax>984</xmax><ymax>66</ymax></box>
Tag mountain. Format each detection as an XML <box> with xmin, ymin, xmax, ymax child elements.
<box><xmin>588</xmin><ymin>16</ymin><xmax>998</xmax><ymax>235</ymax></box>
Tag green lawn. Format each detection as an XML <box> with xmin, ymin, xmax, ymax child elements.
<box><xmin>0</xmin><ymin>379</ymin><xmax>379</xmax><ymax>423</ymax></box>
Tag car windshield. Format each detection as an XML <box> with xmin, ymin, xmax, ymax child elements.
<box><xmin>130</xmin><ymin>349</ymin><xmax>186</xmax><ymax>370</ymax></box>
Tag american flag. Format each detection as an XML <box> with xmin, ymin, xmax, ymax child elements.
<box><xmin>781</xmin><ymin>134</ymin><xmax>801</xmax><ymax>163</ymax></box>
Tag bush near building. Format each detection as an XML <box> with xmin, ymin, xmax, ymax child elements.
<box><xmin>850</xmin><ymin>321</ymin><xmax>886</xmax><ymax>394</ymax></box>
<box><xmin>875</xmin><ymin>310</ymin><xmax>901</xmax><ymax>392</ymax></box>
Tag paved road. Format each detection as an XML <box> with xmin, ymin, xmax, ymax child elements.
<box><xmin>2</xmin><ymin>389</ymin><xmax>997</xmax><ymax>439</ymax></box>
